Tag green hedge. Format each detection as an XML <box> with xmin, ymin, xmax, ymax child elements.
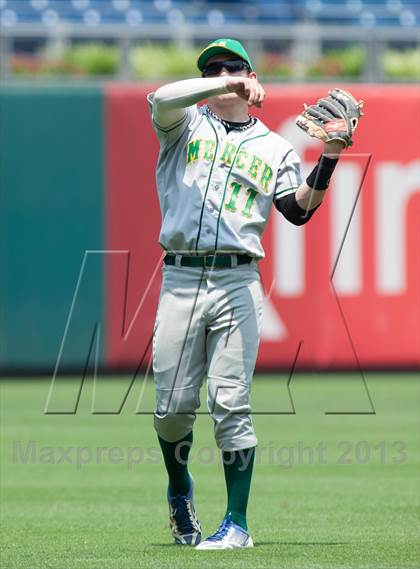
<box><xmin>306</xmin><ymin>46</ymin><xmax>366</xmax><ymax>79</ymax></box>
<box><xmin>382</xmin><ymin>49</ymin><xmax>420</xmax><ymax>79</ymax></box>
<box><xmin>130</xmin><ymin>43</ymin><xmax>198</xmax><ymax>79</ymax></box>
<box><xmin>11</xmin><ymin>43</ymin><xmax>119</xmax><ymax>77</ymax></box>
<box><xmin>9</xmin><ymin>42</ymin><xmax>420</xmax><ymax>81</ymax></box>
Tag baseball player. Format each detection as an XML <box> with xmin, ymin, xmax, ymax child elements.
<box><xmin>147</xmin><ymin>39</ymin><xmax>363</xmax><ymax>549</ymax></box>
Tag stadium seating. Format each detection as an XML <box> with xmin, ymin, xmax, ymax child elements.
<box><xmin>0</xmin><ymin>0</ymin><xmax>419</xmax><ymax>27</ymax></box>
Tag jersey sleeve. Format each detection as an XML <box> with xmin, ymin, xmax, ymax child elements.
<box><xmin>273</xmin><ymin>147</ymin><xmax>302</xmax><ymax>200</ymax></box>
<box><xmin>147</xmin><ymin>92</ymin><xmax>198</xmax><ymax>146</ymax></box>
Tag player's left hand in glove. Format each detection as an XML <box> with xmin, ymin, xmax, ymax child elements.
<box><xmin>296</xmin><ymin>88</ymin><xmax>364</xmax><ymax>148</ymax></box>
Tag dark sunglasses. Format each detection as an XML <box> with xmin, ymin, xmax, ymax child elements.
<box><xmin>202</xmin><ymin>59</ymin><xmax>251</xmax><ymax>77</ymax></box>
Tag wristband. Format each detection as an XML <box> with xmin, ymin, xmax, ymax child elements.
<box><xmin>306</xmin><ymin>155</ymin><xmax>339</xmax><ymax>191</ymax></box>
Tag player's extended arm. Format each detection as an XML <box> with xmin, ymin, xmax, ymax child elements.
<box><xmin>152</xmin><ymin>77</ymin><xmax>230</xmax><ymax>128</ymax></box>
<box><xmin>275</xmin><ymin>141</ymin><xmax>343</xmax><ymax>225</ymax></box>
<box><xmin>295</xmin><ymin>140</ymin><xmax>343</xmax><ymax>210</ymax></box>
<box><xmin>152</xmin><ymin>76</ymin><xmax>265</xmax><ymax>128</ymax></box>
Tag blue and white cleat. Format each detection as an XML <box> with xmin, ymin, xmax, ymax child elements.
<box><xmin>167</xmin><ymin>477</ymin><xmax>202</xmax><ymax>546</ymax></box>
<box><xmin>195</xmin><ymin>513</ymin><xmax>253</xmax><ymax>550</ymax></box>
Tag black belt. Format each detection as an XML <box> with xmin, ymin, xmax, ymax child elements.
<box><xmin>164</xmin><ymin>253</ymin><xmax>254</xmax><ymax>269</ymax></box>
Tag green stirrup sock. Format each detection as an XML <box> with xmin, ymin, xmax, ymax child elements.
<box><xmin>222</xmin><ymin>447</ymin><xmax>255</xmax><ymax>531</ymax></box>
<box><xmin>158</xmin><ymin>431</ymin><xmax>193</xmax><ymax>497</ymax></box>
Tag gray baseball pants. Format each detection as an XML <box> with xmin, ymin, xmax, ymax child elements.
<box><xmin>153</xmin><ymin>259</ymin><xmax>263</xmax><ymax>451</ymax></box>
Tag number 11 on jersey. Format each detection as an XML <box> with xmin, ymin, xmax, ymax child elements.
<box><xmin>225</xmin><ymin>181</ymin><xmax>259</xmax><ymax>218</ymax></box>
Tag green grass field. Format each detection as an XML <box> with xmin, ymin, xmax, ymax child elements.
<box><xmin>1</xmin><ymin>374</ymin><xmax>419</xmax><ymax>569</ymax></box>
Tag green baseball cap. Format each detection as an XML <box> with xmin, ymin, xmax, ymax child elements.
<box><xmin>197</xmin><ymin>38</ymin><xmax>253</xmax><ymax>71</ymax></box>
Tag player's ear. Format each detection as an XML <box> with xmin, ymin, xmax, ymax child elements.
<box><xmin>249</xmin><ymin>71</ymin><xmax>257</xmax><ymax>80</ymax></box>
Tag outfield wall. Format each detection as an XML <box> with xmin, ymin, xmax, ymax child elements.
<box><xmin>0</xmin><ymin>85</ymin><xmax>418</xmax><ymax>372</ymax></box>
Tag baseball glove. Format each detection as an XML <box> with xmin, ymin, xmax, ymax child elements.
<box><xmin>296</xmin><ymin>88</ymin><xmax>364</xmax><ymax>148</ymax></box>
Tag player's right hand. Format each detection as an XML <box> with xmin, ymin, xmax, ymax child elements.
<box><xmin>225</xmin><ymin>76</ymin><xmax>266</xmax><ymax>108</ymax></box>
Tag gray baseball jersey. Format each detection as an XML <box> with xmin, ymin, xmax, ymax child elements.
<box><xmin>147</xmin><ymin>95</ymin><xmax>302</xmax><ymax>258</ymax></box>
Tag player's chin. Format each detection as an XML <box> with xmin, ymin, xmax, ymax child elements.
<box><xmin>211</xmin><ymin>93</ymin><xmax>239</xmax><ymax>104</ymax></box>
